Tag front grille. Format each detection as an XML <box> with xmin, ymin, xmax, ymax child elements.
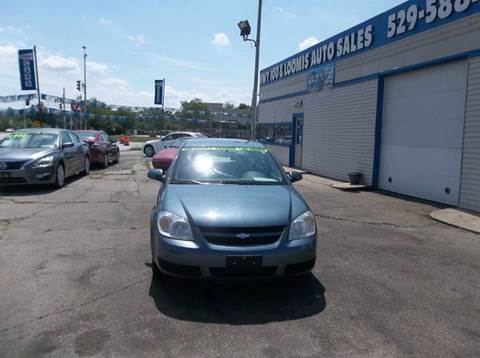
<box><xmin>0</xmin><ymin>160</ymin><xmax>28</xmax><ymax>170</ymax></box>
<box><xmin>200</xmin><ymin>226</ymin><xmax>284</xmax><ymax>246</ymax></box>
<box><xmin>0</xmin><ymin>177</ymin><xmax>27</xmax><ymax>184</ymax></box>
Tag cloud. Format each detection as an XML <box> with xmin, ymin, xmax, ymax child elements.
<box><xmin>212</xmin><ymin>33</ymin><xmax>230</xmax><ymax>47</ymax></box>
<box><xmin>0</xmin><ymin>25</ymin><xmax>24</xmax><ymax>33</ymax></box>
<box><xmin>154</xmin><ymin>54</ymin><xmax>212</xmax><ymax>71</ymax></box>
<box><xmin>298</xmin><ymin>36</ymin><xmax>320</xmax><ymax>50</ymax></box>
<box><xmin>40</xmin><ymin>55</ymin><xmax>79</xmax><ymax>72</ymax></box>
<box><xmin>127</xmin><ymin>34</ymin><xmax>147</xmax><ymax>46</ymax></box>
<box><xmin>273</xmin><ymin>7</ymin><xmax>296</xmax><ymax>19</ymax></box>
<box><xmin>99</xmin><ymin>17</ymin><xmax>113</xmax><ymax>25</ymax></box>
<box><xmin>0</xmin><ymin>45</ymin><xmax>17</xmax><ymax>58</ymax></box>
<box><xmin>87</xmin><ymin>61</ymin><xmax>109</xmax><ymax>74</ymax></box>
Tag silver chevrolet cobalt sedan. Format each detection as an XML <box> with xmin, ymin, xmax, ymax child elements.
<box><xmin>148</xmin><ymin>138</ymin><xmax>317</xmax><ymax>279</ymax></box>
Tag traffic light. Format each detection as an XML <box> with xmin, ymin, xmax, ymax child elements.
<box><xmin>76</xmin><ymin>80</ymin><xmax>81</xmax><ymax>91</ymax></box>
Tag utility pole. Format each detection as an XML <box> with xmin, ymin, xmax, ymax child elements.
<box><xmin>83</xmin><ymin>46</ymin><xmax>87</xmax><ymax>102</ymax></box>
<box><xmin>82</xmin><ymin>46</ymin><xmax>87</xmax><ymax>130</ymax></box>
<box><xmin>238</xmin><ymin>0</ymin><xmax>262</xmax><ymax>141</ymax></box>
<box><xmin>62</xmin><ymin>88</ymin><xmax>66</xmax><ymax>128</ymax></box>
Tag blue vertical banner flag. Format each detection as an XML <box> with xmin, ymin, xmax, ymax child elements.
<box><xmin>154</xmin><ymin>79</ymin><xmax>164</xmax><ymax>105</ymax></box>
<box><xmin>18</xmin><ymin>49</ymin><xmax>37</xmax><ymax>91</ymax></box>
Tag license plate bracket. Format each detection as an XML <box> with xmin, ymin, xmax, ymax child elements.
<box><xmin>226</xmin><ymin>256</ymin><xmax>263</xmax><ymax>273</ymax></box>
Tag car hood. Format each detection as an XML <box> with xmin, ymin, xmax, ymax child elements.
<box><xmin>0</xmin><ymin>147</ymin><xmax>55</xmax><ymax>162</ymax></box>
<box><xmin>161</xmin><ymin>184</ymin><xmax>309</xmax><ymax>228</ymax></box>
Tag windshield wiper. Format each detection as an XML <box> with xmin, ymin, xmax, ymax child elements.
<box><xmin>174</xmin><ymin>179</ymin><xmax>209</xmax><ymax>185</ymax></box>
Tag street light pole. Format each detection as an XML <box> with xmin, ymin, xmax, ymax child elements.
<box><xmin>83</xmin><ymin>46</ymin><xmax>87</xmax><ymax>102</ymax></box>
<box><xmin>82</xmin><ymin>46</ymin><xmax>87</xmax><ymax>130</ymax></box>
<box><xmin>239</xmin><ymin>0</ymin><xmax>262</xmax><ymax>141</ymax></box>
<box><xmin>251</xmin><ymin>0</ymin><xmax>262</xmax><ymax>141</ymax></box>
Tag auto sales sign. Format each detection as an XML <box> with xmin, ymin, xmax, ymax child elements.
<box><xmin>261</xmin><ymin>0</ymin><xmax>480</xmax><ymax>86</ymax></box>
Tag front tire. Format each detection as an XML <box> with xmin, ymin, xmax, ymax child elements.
<box><xmin>54</xmin><ymin>163</ymin><xmax>65</xmax><ymax>189</ymax></box>
<box><xmin>144</xmin><ymin>145</ymin><xmax>155</xmax><ymax>157</ymax></box>
<box><xmin>113</xmin><ymin>150</ymin><xmax>120</xmax><ymax>164</ymax></box>
<box><xmin>101</xmin><ymin>153</ymin><xmax>108</xmax><ymax>169</ymax></box>
<box><xmin>82</xmin><ymin>156</ymin><xmax>90</xmax><ymax>176</ymax></box>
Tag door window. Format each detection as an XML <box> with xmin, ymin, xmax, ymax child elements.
<box><xmin>68</xmin><ymin>132</ymin><xmax>80</xmax><ymax>143</ymax></box>
<box><xmin>61</xmin><ymin>131</ymin><xmax>72</xmax><ymax>145</ymax></box>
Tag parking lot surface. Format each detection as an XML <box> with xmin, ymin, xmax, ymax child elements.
<box><xmin>0</xmin><ymin>151</ymin><xmax>479</xmax><ymax>358</ymax></box>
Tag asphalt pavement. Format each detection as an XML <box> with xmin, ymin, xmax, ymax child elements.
<box><xmin>0</xmin><ymin>151</ymin><xmax>479</xmax><ymax>358</ymax></box>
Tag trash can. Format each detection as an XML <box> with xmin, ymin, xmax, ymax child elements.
<box><xmin>348</xmin><ymin>172</ymin><xmax>362</xmax><ymax>185</ymax></box>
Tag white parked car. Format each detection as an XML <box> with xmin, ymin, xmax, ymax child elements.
<box><xmin>142</xmin><ymin>132</ymin><xmax>207</xmax><ymax>157</ymax></box>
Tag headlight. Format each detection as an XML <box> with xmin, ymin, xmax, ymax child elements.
<box><xmin>288</xmin><ymin>210</ymin><xmax>316</xmax><ymax>240</ymax></box>
<box><xmin>32</xmin><ymin>155</ymin><xmax>54</xmax><ymax>168</ymax></box>
<box><xmin>157</xmin><ymin>210</ymin><xmax>193</xmax><ymax>241</ymax></box>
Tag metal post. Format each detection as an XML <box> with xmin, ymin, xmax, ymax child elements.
<box><xmin>62</xmin><ymin>88</ymin><xmax>66</xmax><ymax>128</ymax></box>
<box><xmin>23</xmin><ymin>100</ymin><xmax>26</xmax><ymax>128</ymax></box>
<box><xmin>250</xmin><ymin>0</ymin><xmax>262</xmax><ymax>141</ymax></box>
<box><xmin>33</xmin><ymin>45</ymin><xmax>41</xmax><ymax>106</ymax></box>
<box><xmin>83</xmin><ymin>46</ymin><xmax>87</xmax><ymax>102</ymax></box>
<box><xmin>161</xmin><ymin>78</ymin><xmax>165</xmax><ymax>134</ymax></box>
<box><xmin>82</xmin><ymin>46</ymin><xmax>87</xmax><ymax>130</ymax></box>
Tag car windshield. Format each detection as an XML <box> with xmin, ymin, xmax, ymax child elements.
<box><xmin>172</xmin><ymin>146</ymin><xmax>286</xmax><ymax>185</ymax></box>
<box><xmin>76</xmin><ymin>132</ymin><xmax>97</xmax><ymax>140</ymax></box>
<box><xmin>0</xmin><ymin>132</ymin><xmax>59</xmax><ymax>149</ymax></box>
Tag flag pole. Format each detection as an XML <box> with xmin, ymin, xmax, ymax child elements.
<box><xmin>33</xmin><ymin>45</ymin><xmax>41</xmax><ymax>106</ymax></box>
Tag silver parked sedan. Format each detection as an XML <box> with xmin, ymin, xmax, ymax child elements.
<box><xmin>148</xmin><ymin>138</ymin><xmax>317</xmax><ymax>279</ymax></box>
<box><xmin>0</xmin><ymin>128</ymin><xmax>90</xmax><ymax>188</ymax></box>
<box><xmin>142</xmin><ymin>131</ymin><xmax>207</xmax><ymax>157</ymax></box>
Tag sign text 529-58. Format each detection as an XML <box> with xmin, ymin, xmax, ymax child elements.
<box><xmin>388</xmin><ymin>0</ymin><xmax>479</xmax><ymax>38</ymax></box>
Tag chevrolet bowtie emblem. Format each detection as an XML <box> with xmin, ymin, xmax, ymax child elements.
<box><xmin>236</xmin><ymin>233</ymin><xmax>251</xmax><ymax>239</ymax></box>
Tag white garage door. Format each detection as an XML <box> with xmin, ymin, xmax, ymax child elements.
<box><xmin>379</xmin><ymin>61</ymin><xmax>467</xmax><ymax>205</ymax></box>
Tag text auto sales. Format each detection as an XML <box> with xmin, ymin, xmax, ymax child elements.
<box><xmin>261</xmin><ymin>0</ymin><xmax>480</xmax><ymax>86</ymax></box>
<box><xmin>261</xmin><ymin>25</ymin><xmax>373</xmax><ymax>86</ymax></box>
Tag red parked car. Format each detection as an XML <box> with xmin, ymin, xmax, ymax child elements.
<box><xmin>151</xmin><ymin>137</ymin><xmax>195</xmax><ymax>170</ymax></box>
<box><xmin>75</xmin><ymin>130</ymin><xmax>120</xmax><ymax>168</ymax></box>
<box><xmin>152</xmin><ymin>147</ymin><xmax>177</xmax><ymax>170</ymax></box>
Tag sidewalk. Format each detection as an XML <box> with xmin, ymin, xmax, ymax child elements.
<box><xmin>430</xmin><ymin>209</ymin><xmax>480</xmax><ymax>234</ymax></box>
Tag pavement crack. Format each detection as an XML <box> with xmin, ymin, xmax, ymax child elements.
<box><xmin>0</xmin><ymin>278</ymin><xmax>148</xmax><ymax>334</ymax></box>
<box><xmin>314</xmin><ymin>213</ymin><xmax>435</xmax><ymax>230</ymax></box>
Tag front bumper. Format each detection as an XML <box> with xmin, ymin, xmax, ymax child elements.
<box><xmin>0</xmin><ymin>166</ymin><xmax>56</xmax><ymax>185</ymax></box>
<box><xmin>152</xmin><ymin>226</ymin><xmax>317</xmax><ymax>279</ymax></box>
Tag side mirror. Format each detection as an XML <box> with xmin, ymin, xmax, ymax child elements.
<box><xmin>148</xmin><ymin>168</ymin><xmax>165</xmax><ymax>182</ymax></box>
<box><xmin>62</xmin><ymin>142</ymin><xmax>74</xmax><ymax>149</ymax></box>
<box><xmin>289</xmin><ymin>171</ymin><xmax>303</xmax><ymax>183</ymax></box>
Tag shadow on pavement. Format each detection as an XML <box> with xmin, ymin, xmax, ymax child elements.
<box><xmin>149</xmin><ymin>273</ymin><xmax>326</xmax><ymax>324</ymax></box>
<box><xmin>0</xmin><ymin>176</ymin><xmax>81</xmax><ymax>196</ymax></box>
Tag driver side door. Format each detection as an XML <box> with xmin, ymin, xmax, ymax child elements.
<box><xmin>60</xmin><ymin>131</ymin><xmax>76</xmax><ymax>177</ymax></box>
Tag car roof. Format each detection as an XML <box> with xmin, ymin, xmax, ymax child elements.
<box><xmin>183</xmin><ymin>138</ymin><xmax>264</xmax><ymax>148</ymax></box>
<box><xmin>15</xmin><ymin>128</ymin><xmax>64</xmax><ymax>134</ymax></box>
<box><xmin>168</xmin><ymin>131</ymin><xmax>202</xmax><ymax>136</ymax></box>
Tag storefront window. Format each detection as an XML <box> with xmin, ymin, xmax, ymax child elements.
<box><xmin>258</xmin><ymin>125</ymin><xmax>274</xmax><ymax>143</ymax></box>
<box><xmin>274</xmin><ymin>124</ymin><xmax>292</xmax><ymax>145</ymax></box>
